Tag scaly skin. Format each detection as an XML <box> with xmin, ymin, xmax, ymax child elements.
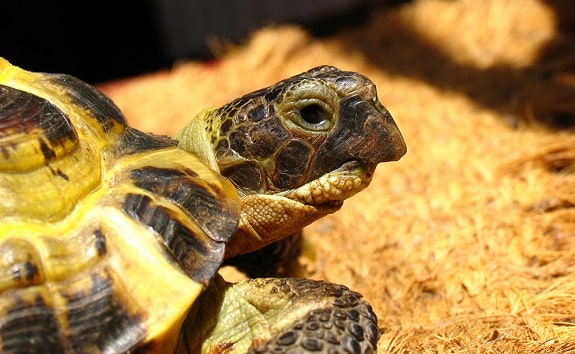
<box><xmin>180</xmin><ymin>275</ymin><xmax>380</xmax><ymax>354</ymax></box>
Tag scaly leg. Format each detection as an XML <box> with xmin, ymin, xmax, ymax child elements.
<box><xmin>179</xmin><ymin>275</ymin><xmax>380</xmax><ymax>353</ymax></box>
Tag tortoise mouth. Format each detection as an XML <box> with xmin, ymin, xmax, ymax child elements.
<box><xmin>279</xmin><ymin>160</ymin><xmax>375</xmax><ymax>206</ymax></box>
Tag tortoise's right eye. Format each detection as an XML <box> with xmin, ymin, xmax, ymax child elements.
<box><xmin>289</xmin><ymin>99</ymin><xmax>333</xmax><ymax>132</ymax></box>
<box><xmin>299</xmin><ymin>104</ymin><xmax>331</xmax><ymax>129</ymax></box>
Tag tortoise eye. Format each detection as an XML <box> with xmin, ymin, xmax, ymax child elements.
<box><xmin>293</xmin><ymin>102</ymin><xmax>333</xmax><ymax>131</ymax></box>
<box><xmin>300</xmin><ymin>104</ymin><xmax>328</xmax><ymax>125</ymax></box>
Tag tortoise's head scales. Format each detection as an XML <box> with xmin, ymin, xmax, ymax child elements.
<box><xmin>177</xmin><ymin>65</ymin><xmax>406</xmax><ymax>256</ymax></box>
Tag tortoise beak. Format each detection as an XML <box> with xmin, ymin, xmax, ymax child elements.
<box><xmin>310</xmin><ymin>95</ymin><xmax>407</xmax><ymax>179</ymax></box>
<box><xmin>352</xmin><ymin>99</ymin><xmax>407</xmax><ymax>165</ymax></box>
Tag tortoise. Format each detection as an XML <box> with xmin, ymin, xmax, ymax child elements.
<box><xmin>0</xmin><ymin>58</ymin><xmax>406</xmax><ymax>353</ymax></box>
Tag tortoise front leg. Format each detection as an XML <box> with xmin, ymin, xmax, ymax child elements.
<box><xmin>179</xmin><ymin>275</ymin><xmax>380</xmax><ymax>354</ymax></box>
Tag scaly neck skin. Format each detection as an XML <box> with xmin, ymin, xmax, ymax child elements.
<box><xmin>175</xmin><ymin>108</ymin><xmax>220</xmax><ymax>173</ymax></box>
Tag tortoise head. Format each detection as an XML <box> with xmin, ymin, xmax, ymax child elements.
<box><xmin>177</xmin><ymin>66</ymin><xmax>406</xmax><ymax>257</ymax></box>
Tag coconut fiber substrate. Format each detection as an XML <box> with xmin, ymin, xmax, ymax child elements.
<box><xmin>99</xmin><ymin>0</ymin><xmax>575</xmax><ymax>352</ymax></box>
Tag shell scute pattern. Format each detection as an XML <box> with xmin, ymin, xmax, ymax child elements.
<box><xmin>0</xmin><ymin>70</ymin><xmax>128</xmax><ymax>222</ymax></box>
<box><xmin>56</xmin><ymin>269</ymin><xmax>146</xmax><ymax>353</ymax></box>
<box><xmin>0</xmin><ymin>85</ymin><xmax>78</xmax><ymax>173</ymax></box>
<box><xmin>0</xmin><ymin>264</ymin><xmax>146</xmax><ymax>353</ymax></box>
<box><xmin>50</xmin><ymin>74</ymin><xmax>127</xmax><ymax>135</ymax></box>
<box><xmin>0</xmin><ymin>219</ymin><xmax>115</xmax><ymax>297</ymax></box>
<box><xmin>0</xmin><ymin>58</ymin><xmax>243</xmax><ymax>352</ymax></box>
<box><xmin>0</xmin><ymin>288</ymin><xmax>63</xmax><ymax>353</ymax></box>
<box><xmin>0</xmin><ymin>238</ymin><xmax>45</xmax><ymax>290</ymax></box>
<box><xmin>103</xmin><ymin>146</ymin><xmax>240</xmax><ymax>287</ymax></box>
<box><xmin>113</xmin><ymin>127</ymin><xmax>176</xmax><ymax>156</ymax></box>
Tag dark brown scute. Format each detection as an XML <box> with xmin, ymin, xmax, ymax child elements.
<box><xmin>114</xmin><ymin>127</ymin><xmax>177</xmax><ymax>157</ymax></box>
<box><xmin>0</xmin><ymin>293</ymin><xmax>64</xmax><ymax>353</ymax></box>
<box><xmin>122</xmin><ymin>163</ymin><xmax>239</xmax><ymax>284</ymax></box>
<box><xmin>121</xmin><ymin>193</ymin><xmax>208</xmax><ymax>254</ymax></box>
<box><xmin>128</xmin><ymin>166</ymin><xmax>235</xmax><ymax>243</ymax></box>
<box><xmin>0</xmin><ymin>85</ymin><xmax>77</xmax><ymax>144</ymax></box>
<box><xmin>61</xmin><ymin>271</ymin><xmax>146</xmax><ymax>353</ymax></box>
<box><xmin>51</xmin><ymin>74</ymin><xmax>126</xmax><ymax>132</ymax></box>
<box><xmin>0</xmin><ymin>85</ymin><xmax>78</xmax><ymax>167</ymax></box>
<box><xmin>121</xmin><ymin>193</ymin><xmax>225</xmax><ymax>284</ymax></box>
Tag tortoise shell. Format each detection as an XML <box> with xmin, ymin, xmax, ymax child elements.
<box><xmin>0</xmin><ymin>57</ymin><xmax>241</xmax><ymax>352</ymax></box>
<box><xmin>0</xmin><ymin>58</ymin><xmax>406</xmax><ymax>353</ymax></box>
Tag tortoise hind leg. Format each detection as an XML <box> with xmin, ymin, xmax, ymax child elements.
<box><xmin>245</xmin><ymin>278</ymin><xmax>380</xmax><ymax>354</ymax></box>
<box><xmin>223</xmin><ymin>232</ymin><xmax>306</xmax><ymax>278</ymax></box>
<box><xmin>179</xmin><ymin>275</ymin><xmax>380</xmax><ymax>353</ymax></box>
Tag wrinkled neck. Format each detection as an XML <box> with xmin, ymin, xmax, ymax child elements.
<box><xmin>175</xmin><ymin>108</ymin><xmax>220</xmax><ymax>172</ymax></box>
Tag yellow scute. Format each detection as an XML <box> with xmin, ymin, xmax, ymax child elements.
<box><xmin>0</xmin><ymin>58</ymin><xmax>113</xmax><ymax>222</ymax></box>
<box><xmin>100</xmin><ymin>207</ymin><xmax>204</xmax><ymax>353</ymax></box>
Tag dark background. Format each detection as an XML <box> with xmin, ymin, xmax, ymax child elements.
<box><xmin>3</xmin><ymin>1</ymin><xmax>165</xmax><ymax>84</ymax></box>
<box><xmin>1</xmin><ymin>1</ymin><xmax>404</xmax><ymax>84</ymax></box>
